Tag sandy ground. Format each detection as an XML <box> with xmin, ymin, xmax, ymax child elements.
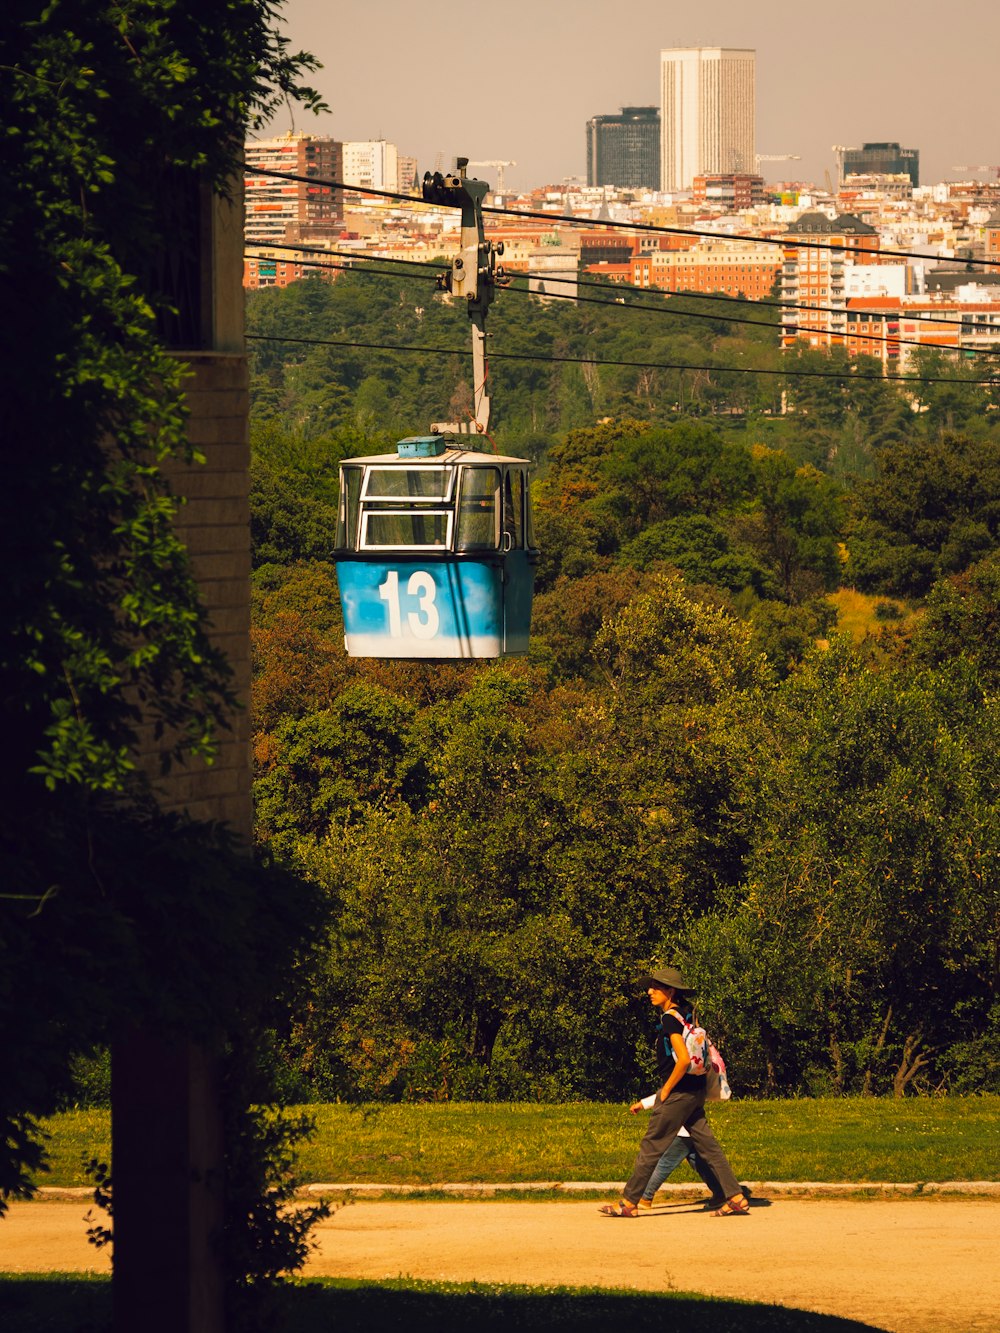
<box><xmin>3</xmin><ymin>1194</ymin><xmax>998</xmax><ymax>1332</ymax></box>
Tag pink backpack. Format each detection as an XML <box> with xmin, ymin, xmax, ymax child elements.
<box><xmin>705</xmin><ymin>1039</ymin><xmax>732</xmax><ymax>1102</ymax></box>
<box><xmin>666</xmin><ymin>1008</ymin><xmax>732</xmax><ymax>1100</ymax></box>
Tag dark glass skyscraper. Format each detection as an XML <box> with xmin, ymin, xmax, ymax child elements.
<box><xmin>839</xmin><ymin>142</ymin><xmax>919</xmax><ymax>187</ymax></box>
<box><xmin>586</xmin><ymin>106</ymin><xmax>661</xmax><ymax>190</ymax></box>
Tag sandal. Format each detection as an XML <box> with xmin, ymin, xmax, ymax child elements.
<box><xmin>598</xmin><ymin>1200</ymin><xmax>639</xmax><ymax>1217</ymax></box>
<box><xmin>711</xmin><ymin>1194</ymin><xmax>750</xmax><ymax>1217</ymax></box>
<box><xmin>709</xmin><ymin>1194</ymin><xmax>757</xmax><ymax>1215</ymax></box>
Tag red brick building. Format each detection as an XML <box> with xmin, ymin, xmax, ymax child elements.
<box><xmin>692</xmin><ymin>173</ymin><xmax>767</xmax><ymax>209</ymax></box>
<box><xmin>243</xmin><ymin>251</ymin><xmax>309</xmax><ymax>289</ymax></box>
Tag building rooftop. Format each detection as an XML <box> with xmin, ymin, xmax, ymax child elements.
<box><xmin>788</xmin><ymin>212</ymin><xmax>877</xmax><ymax>235</ymax></box>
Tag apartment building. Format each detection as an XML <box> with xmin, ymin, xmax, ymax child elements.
<box><xmin>398</xmin><ymin>154</ymin><xmax>420</xmax><ymax>194</ymax></box>
<box><xmin>342</xmin><ymin>140</ymin><xmax>399</xmax><ymax>193</ymax></box>
<box><xmin>578</xmin><ymin>230</ymin><xmax>641</xmax><ymax>268</ymax></box>
<box><xmin>484</xmin><ymin>228</ymin><xmax>566</xmax><ymax>273</ymax></box>
<box><xmin>986</xmin><ymin>210</ymin><xmax>1000</xmax><ymax>263</ymax></box>
<box><xmin>243</xmin><ymin>252</ymin><xmax>308</xmax><ymax>290</ymax></box>
<box><xmin>630</xmin><ymin>237</ymin><xmax>780</xmax><ymax>300</ymax></box>
<box><xmin>836</xmin><ymin>142</ymin><xmax>919</xmax><ymax>189</ymax></box>
<box><xmin>845</xmin><ymin>294</ymin><xmax>1000</xmax><ymax>367</ymax></box>
<box><xmin>528</xmin><ymin>249</ymin><xmax>580</xmax><ymax>303</ymax></box>
<box><xmin>779</xmin><ymin>212</ymin><xmax>880</xmax><ymax>349</ymax></box>
<box><xmin>692</xmin><ymin>173</ymin><xmax>766</xmax><ymax>210</ymax></box>
<box><xmin>244</xmin><ymin>135</ymin><xmax>342</xmax><ymax>244</ymax></box>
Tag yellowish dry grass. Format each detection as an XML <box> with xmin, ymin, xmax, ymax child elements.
<box><xmin>827</xmin><ymin>588</ymin><xmax>922</xmax><ymax>643</ymax></box>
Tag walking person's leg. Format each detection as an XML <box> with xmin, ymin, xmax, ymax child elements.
<box><xmin>682</xmin><ymin>1105</ymin><xmax>748</xmax><ymax>1214</ymax></box>
<box><xmin>639</xmin><ymin>1135</ymin><xmax>690</xmax><ymax>1205</ymax></box>
<box><xmin>620</xmin><ymin>1091</ymin><xmax>702</xmax><ymax>1204</ymax></box>
<box><xmin>689</xmin><ymin>1148</ymin><xmax>752</xmax><ymax>1207</ymax></box>
<box><xmin>688</xmin><ymin>1148</ymin><xmax>723</xmax><ymax>1200</ymax></box>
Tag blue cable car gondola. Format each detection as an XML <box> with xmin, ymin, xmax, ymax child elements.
<box><xmin>333</xmin><ymin>159</ymin><xmax>538</xmax><ymax>659</ymax></box>
<box><xmin>334</xmin><ymin>435</ymin><xmax>537</xmax><ymax>658</ymax></box>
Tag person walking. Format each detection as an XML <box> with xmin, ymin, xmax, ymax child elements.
<box><xmin>599</xmin><ymin>966</ymin><xmax>749</xmax><ymax>1218</ymax></box>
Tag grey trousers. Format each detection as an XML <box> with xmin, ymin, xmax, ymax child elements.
<box><xmin>621</xmin><ymin>1087</ymin><xmax>741</xmax><ymax>1204</ymax></box>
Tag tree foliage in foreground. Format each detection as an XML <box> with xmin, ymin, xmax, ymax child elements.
<box><xmin>1</xmin><ymin>0</ymin><xmax>330</xmax><ymax>1309</ymax></box>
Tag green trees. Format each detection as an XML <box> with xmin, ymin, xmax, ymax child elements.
<box><xmin>1</xmin><ymin>0</ymin><xmax>323</xmax><ymax>799</ymax></box>
<box><xmin>254</xmin><ymin>578</ymin><xmax>766</xmax><ymax>1100</ymax></box>
<box><xmin>907</xmin><ymin>348</ymin><xmax>999</xmax><ymax>436</ymax></box>
<box><xmin>247</xmin><ymin>405</ymin><xmax>1000</xmax><ymax>1102</ymax></box>
<box><xmin>245</xmin><ymin>273</ymin><xmax>784</xmax><ymax>447</ymax></box>
<box><xmin>530</xmin><ymin>420</ymin><xmax>844</xmax><ymax>616</ymax></box>
<box><xmin>848</xmin><ymin>433</ymin><xmax>1000</xmax><ymax>594</ymax></box>
<box><xmin>688</xmin><ymin>640</ymin><xmax>1000</xmax><ymax>1096</ymax></box>
<box><xmin>911</xmin><ymin>550</ymin><xmax>1000</xmax><ymax>680</ymax></box>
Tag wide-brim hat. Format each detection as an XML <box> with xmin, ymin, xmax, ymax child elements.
<box><xmin>640</xmin><ymin>966</ymin><xmax>696</xmax><ymax>994</ymax></box>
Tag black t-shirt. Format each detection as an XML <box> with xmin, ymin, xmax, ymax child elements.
<box><xmin>655</xmin><ymin>1011</ymin><xmax>705</xmax><ymax>1093</ymax></box>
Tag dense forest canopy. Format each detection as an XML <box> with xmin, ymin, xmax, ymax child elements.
<box><xmin>247</xmin><ymin>268</ymin><xmax>1000</xmax><ymax>1102</ymax></box>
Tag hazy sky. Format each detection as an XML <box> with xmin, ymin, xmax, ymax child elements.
<box><xmin>271</xmin><ymin>0</ymin><xmax>1000</xmax><ymax>192</ymax></box>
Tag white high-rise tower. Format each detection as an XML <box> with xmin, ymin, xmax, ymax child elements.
<box><xmin>660</xmin><ymin>47</ymin><xmax>756</xmax><ymax>192</ymax></box>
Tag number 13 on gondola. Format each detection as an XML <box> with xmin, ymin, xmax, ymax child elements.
<box><xmin>334</xmin><ymin>438</ymin><xmax>536</xmax><ymax>659</ymax></box>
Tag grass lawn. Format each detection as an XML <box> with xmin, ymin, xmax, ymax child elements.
<box><xmin>0</xmin><ymin>1274</ymin><xmax>885</xmax><ymax>1332</ymax></box>
<box><xmin>32</xmin><ymin>1096</ymin><xmax>1000</xmax><ymax>1189</ymax></box>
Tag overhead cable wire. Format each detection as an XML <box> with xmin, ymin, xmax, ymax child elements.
<box><xmin>558</xmin><ymin>272</ymin><xmax>979</xmax><ymax>334</ymax></box>
<box><xmin>248</xmin><ymin>243</ymin><xmax>1000</xmax><ymax>359</ymax></box>
<box><xmin>244</xmin><ymin>254</ymin><xmax>442</xmax><ymax>284</ymax></box>
<box><xmin>256</xmin><ymin>237</ymin><xmax>990</xmax><ymax>337</ymax></box>
<box><xmin>256</xmin><ymin>238</ymin><xmax>978</xmax><ymax>332</ymax></box>
<box><xmin>245</xmin><ymin>167</ymin><xmax>1000</xmax><ymax>270</ymax></box>
<box><xmin>497</xmin><ymin>277</ymin><xmax>1000</xmax><ymax>359</ymax></box>
<box><xmin>248</xmin><ymin>240</ymin><xmax>447</xmax><ymax>274</ymax></box>
<box><xmin>244</xmin><ymin>332</ymin><xmax>1000</xmax><ymax>386</ymax></box>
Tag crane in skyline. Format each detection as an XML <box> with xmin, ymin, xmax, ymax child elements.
<box><xmin>467</xmin><ymin>159</ymin><xmax>517</xmax><ymax>195</ymax></box>
<box><xmin>950</xmin><ymin>165</ymin><xmax>1000</xmax><ymax>179</ymax></box>
<box><xmin>755</xmin><ymin>153</ymin><xmax>801</xmax><ymax>172</ymax></box>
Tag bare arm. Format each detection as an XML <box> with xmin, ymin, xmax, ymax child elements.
<box><xmin>658</xmin><ymin>1031</ymin><xmax>690</xmax><ymax>1102</ymax></box>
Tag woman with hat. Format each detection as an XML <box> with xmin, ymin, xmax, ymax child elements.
<box><xmin>599</xmin><ymin>966</ymin><xmax>749</xmax><ymax>1218</ymax></box>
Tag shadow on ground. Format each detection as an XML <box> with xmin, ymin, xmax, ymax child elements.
<box><xmin>0</xmin><ymin>1274</ymin><xmax>885</xmax><ymax>1332</ymax></box>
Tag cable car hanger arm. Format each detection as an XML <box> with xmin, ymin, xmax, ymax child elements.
<box><xmin>423</xmin><ymin>157</ymin><xmax>508</xmax><ymax>438</ymax></box>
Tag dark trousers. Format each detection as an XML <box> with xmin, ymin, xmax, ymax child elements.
<box><xmin>691</xmin><ymin>1149</ymin><xmax>723</xmax><ymax>1198</ymax></box>
<box><xmin>622</xmin><ymin>1087</ymin><xmax>741</xmax><ymax>1205</ymax></box>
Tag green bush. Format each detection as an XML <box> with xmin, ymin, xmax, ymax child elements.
<box><xmin>64</xmin><ymin>1050</ymin><xmax>111</xmax><ymax>1110</ymax></box>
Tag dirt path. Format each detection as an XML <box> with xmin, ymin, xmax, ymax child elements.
<box><xmin>3</xmin><ymin>1195</ymin><xmax>998</xmax><ymax>1332</ymax></box>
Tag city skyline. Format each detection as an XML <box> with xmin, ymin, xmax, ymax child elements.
<box><xmin>270</xmin><ymin>0</ymin><xmax>1000</xmax><ymax>194</ymax></box>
